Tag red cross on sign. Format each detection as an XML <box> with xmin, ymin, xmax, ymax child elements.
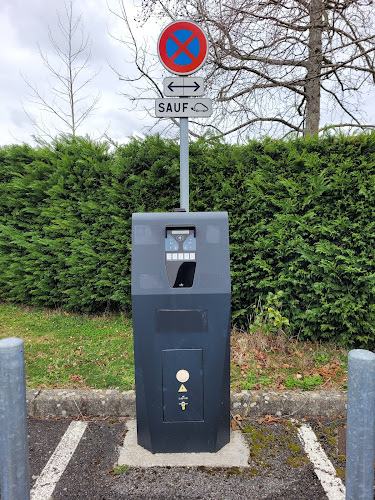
<box><xmin>157</xmin><ymin>20</ymin><xmax>208</xmax><ymax>75</ymax></box>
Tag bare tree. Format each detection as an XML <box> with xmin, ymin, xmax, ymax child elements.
<box><xmin>113</xmin><ymin>0</ymin><xmax>375</xmax><ymax>139</ymax></box>
<box><xmin>22</xmin><ymin>0</ymin><xmax>101</xmax><ymax>140</ymax></box>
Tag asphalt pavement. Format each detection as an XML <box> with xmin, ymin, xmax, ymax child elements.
<box><xmin>27</xmin><ymin>415</ymin><xmax>346</xmax><ymax>500</ymax></box>
<box><xmin>22</xmin><ymin>389</ymin><xmax>351</xmax><ymax>500</ymax></box>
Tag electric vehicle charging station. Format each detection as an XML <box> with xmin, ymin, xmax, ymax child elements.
<box><xmin>131</xmin><ymin>212</ymin><xmax>231</xmax><ymax>453</ymax></box>
<box><xmin>131</xmin><ymin>21</ymin><xmax>231</xmax><ymax>453</ymax></box>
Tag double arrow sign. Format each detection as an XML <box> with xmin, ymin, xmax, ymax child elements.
<box><xmin>163</xmin><ymin>77</ymin><xmax>204</xmax><ymax>97</ymax></box>
<box><xmin>156</xmin><ymin>77</ymin><xmax>212</xmax><ymax>118</ymax></box>
<box><xmin>167</xmin><ymin>80</ymin><xmax>201</xmax><ymax>94</ymax></box>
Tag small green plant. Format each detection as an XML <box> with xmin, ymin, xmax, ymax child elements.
<box><xmin>313</xmin><ymin>352</ymin><xmax>331</xmax><ymax>365</ymax></box>
<box><xmin>110</xmin><ymin>465</ymin><xmax>130</xmax><ymax>476</ymax></box>
<box><xmin>249</xmin><ymin>291</ymin><xmax>290</xmax><ymax>336</ymax></box>
<box><xmin>284</xmin><ymin>375</ymin><xmax>323</xmax><ymax>391</ymax></box>
<box><xmin>242</xmin><ymin>370</ymin><xmax>271</xmax><ymax>390</ymax></box>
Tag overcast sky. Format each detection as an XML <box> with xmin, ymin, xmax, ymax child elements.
<box><xmin>1</xmin><ymin>0</ymin><xmax>374</xmax><ymax>147</ymax></box>
<box><xmin>0</xmin><ymin>0</ymin><xmax>166</xmax><ymax>146</ymax></box>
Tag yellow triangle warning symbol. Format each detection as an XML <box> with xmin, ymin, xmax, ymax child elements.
<box><xmin>178</xmin><ymin>384</ymin><xmax>187</xmax><ymax>392</ymax></box>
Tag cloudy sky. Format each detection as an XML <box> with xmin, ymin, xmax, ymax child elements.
<box><xmin>0</xmin><ymin>0</ymin><xmax>166</xmax><ymax>146</ymax></box>
<box><xmin>1</xmin><ymin>0</ymin><xmax>374</xmax><ymax>147</ymax></box>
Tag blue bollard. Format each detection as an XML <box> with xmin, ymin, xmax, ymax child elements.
<box><xmin>346</xmin><ymin>349</ymin><xmax>375</xmax><ymax>500</ymax></box>
<box><xmin>0</xmin><ymin>337</ymin><xmax>30</xmax><ymax>500</ymax></box>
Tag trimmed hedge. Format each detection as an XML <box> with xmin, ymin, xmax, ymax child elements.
<box><xmin>0</xmin><ymin>133</ymin><xmax>375</xmax><ymax>346</ymax></box>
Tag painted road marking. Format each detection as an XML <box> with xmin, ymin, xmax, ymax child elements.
<box><xmin>30</xmin><ymin>421</ymin><xmax>87</xmax><ymax>500</ymax></box>
<box><xmin>298</xmin><ymin>424</ymin><xmax>345</xmax><ymax>500</ymax></box>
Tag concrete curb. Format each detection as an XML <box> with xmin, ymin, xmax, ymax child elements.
<box><xmin>26</xmin><ymin>389</ymin><xmax>347</xmax><ymax>419</ymax></box>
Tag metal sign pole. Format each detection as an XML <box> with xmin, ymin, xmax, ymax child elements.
<box><xmin>180</xmin><ymin>117</ymin><xmax>189</xmax><ymax>212</ymax></box>
<box><xmin>157</xmin><ymin>20</ymin><xmax>209</xmax><ymax>214</ymax></box>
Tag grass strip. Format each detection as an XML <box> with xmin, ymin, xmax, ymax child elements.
<box><xmin>0</xmin><ymin>302</ymin><xmax>348</xmax><ymax>391</ymax></box>
<box><xmin>0</xmin><ymin>302</ymin><xmax>134</xmax><ymax>390</ymax></box>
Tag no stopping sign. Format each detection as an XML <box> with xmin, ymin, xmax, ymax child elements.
<box><xmin>157</xmin><ymin>20</ymin><xmax>208</xmax><ymax>75</ymax></box>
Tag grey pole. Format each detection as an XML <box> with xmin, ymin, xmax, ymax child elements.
<box><xmin>180</xmin><ymin>117</ymin><xmax>189</xmax><ymax>212</ymax></box>
<box><xmin>0</xmin><ymin>338</ymin><xmax>30</xmax><ymax>500</ymax></box>
<box><xmin>346</xmin><ymin>349</ymin><xmax>375</xmax><ymax>500</ymax></box>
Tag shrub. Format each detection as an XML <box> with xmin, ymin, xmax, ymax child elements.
<box><xmin>0</xmin><ymin>132</ymin><xmax>375</xmax><ymax>346</ymax></box>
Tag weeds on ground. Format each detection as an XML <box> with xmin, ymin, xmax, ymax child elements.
<box><xmin>230</xmin><ymin>328</ymin><xmax>347</xmax><ymax>391</ymax></box>
<box><xmin>231</xmin><ymin>292</ymin><xmax>347</xmax><ymax>391</ymax></box>
<box><xmin>109</xmin><ymin>465</ymin><xmax>130</xmax><ymax>476</ymax></box>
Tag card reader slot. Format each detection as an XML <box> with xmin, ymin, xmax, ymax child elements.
<box><xmin>173</xmin><ymin>262</ymin><xmax>196</xmax><ymax>288</ymax></box>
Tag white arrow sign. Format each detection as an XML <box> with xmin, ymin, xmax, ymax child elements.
<box><xmin>163</xmin><ymin>77</ymin><xmax>205</xmax><ymax>97</ymax></box>
<box><xmin>155</xmin><ymin>98</ymin><xmax>213</xmax><ymax>118</ymax></box>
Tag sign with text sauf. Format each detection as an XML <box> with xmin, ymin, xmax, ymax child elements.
<box><xmin>155</xmin><ymin>98</ymin><xmax>212</xmax><ymax>118</ymax></box>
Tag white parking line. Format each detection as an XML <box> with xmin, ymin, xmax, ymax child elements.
<box><xmin>30</xmin><ymin>420</ymin><xmax>87</xmax><ymax>500</ymax></box>
<box><xmin>297</xmin><ymin>424</ymin><xmax>345</xmax><ymax>500</ymax></box>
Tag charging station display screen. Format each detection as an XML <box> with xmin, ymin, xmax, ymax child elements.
<box><xmin>165</xmin><ymin>227</ymin><xmax>196</xmax><ymax>288</ymax></box>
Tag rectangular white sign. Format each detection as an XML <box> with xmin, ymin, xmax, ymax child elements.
<box><xmin>155</xmin><ymin>98</ymin><xmax>213</xmax><ymax>118</ymax></box>
<box><xmin>163</xmin><ymin>77</ymin><xmax>205</xmax><ymax>97</ymax></box>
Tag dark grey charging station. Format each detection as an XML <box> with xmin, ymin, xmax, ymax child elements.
<box><xmin>131</xmin><ymin>211</ymin><xmax>231</xmax><ymax>453</ymax></box>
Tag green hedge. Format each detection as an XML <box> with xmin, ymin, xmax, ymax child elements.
<box><xmin>0</xmin><ymin>133</ymin><xmax>375</xmax><ymax>346</ymax></box>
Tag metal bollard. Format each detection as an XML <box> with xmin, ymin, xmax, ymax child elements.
<box><xmin>346</xmin><ymin>349</ymin><xmax>375</xmax><ymax>500</ymax></box>
<box><xmin>0</xmin><ymin>338</ymin><xmax>30</xmax><ymax>500</ymax></box>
